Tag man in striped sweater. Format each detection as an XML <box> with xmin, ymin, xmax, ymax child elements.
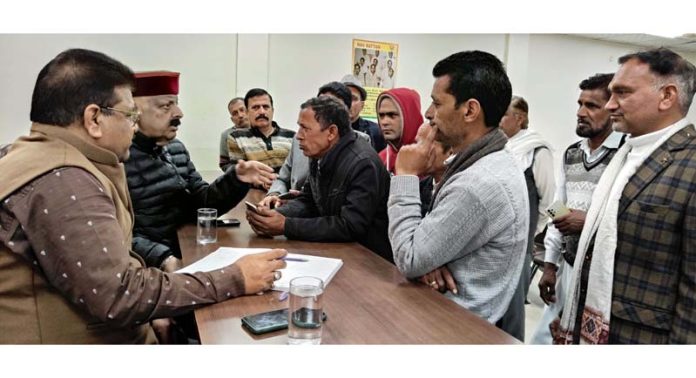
<box><xmin>227</xmin><ymin>88</ymin><xmax>296</xmax><ymax>179</ymax></box>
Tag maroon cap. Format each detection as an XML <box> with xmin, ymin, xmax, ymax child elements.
<box><xmin>133</xmin><ymin>71</ymin><xmax>180</xmax><ymax>97</ymax></box>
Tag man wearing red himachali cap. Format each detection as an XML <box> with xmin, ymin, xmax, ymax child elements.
<box><xmin>125</xmin><ymin>71</ymin><xmax>276</xmax><ymax>270</ymax></box>
<box><xmin>123</xmin><ymin>71</ymin><xmax>279</xmax><ymax>341</ymax></box>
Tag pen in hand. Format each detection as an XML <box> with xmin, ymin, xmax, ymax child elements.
<box><xmin>281</xmin><ymin>257</ymin><xmax>308</xmax><ymax>262</ymax></box>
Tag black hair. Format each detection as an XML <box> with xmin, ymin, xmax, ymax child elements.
<box><xmin>579</xmin><ymin>73</ymin><xmax>614</xmax><ymax>100</ymax></box>
<box><xmin>317</xmin><ymin>81</ymin><xmax>352</xmax><ymax>110</ymax></box>
<box><xmin>300</xmin><ymin>96</ymin><xmax>351</xmax><ymax>137</ymax></box>
<box><xmin>30</xmin><ymin>48</ymin><xmax>134</xmax><ymax>127</ymax></box>
<box><xmin>244</xmin><ymin>88</ymin><xmax>274</xmax><ymax>108</ymax></box>
<box><xmin>432</xmin><ymin>50</ymin><xmax>512</xmax><ymax>128</ymax></box>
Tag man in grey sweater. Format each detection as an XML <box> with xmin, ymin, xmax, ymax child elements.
<box><xmin>388</xmin><ymin>50</ymin><xmax>529</xmax><ymax>327</ymax></box>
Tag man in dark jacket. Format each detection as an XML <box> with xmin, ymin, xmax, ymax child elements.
<box><xmin>247</xmin><ymin>96</ymin><xmax>393</xmax><ymax>263</ymax></box>
<box><xmin>341</xmin><ymin>75</ymin><xmax>387</xmax><ymax>152</ymax></box>
<box><xmin>125</xmin><ymin>71</ymin><xmax>276</xmax><ymax>272</ymax></box>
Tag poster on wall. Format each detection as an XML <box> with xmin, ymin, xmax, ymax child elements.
<box><xmin>352</xmin><ymin>38</ymin><xmax>399</xmax><ymax>118</ymax></box>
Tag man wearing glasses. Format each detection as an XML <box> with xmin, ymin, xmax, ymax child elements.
<box><xmin>0</xmin><ymin>50</ymin><xmax>287</xmax><ymax>344</ymax></box>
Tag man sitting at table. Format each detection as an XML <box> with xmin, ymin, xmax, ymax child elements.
<box><xmin>125</xmin><ymin>71</ymin><xmax>277</xmax><ymax>272</ymax></box>
<box><xmin>0</xmin><ymin>48</ymin><xmax>288</xmax><ymax>344</ymax></box>
<box><xmin>246</xmin><ymin>96</ymin><xmax>393</xmax><ymax>262</ymax></box>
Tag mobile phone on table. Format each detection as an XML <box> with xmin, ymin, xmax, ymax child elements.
<box><xmin>245</xmin><ymin>201</ymin><xmax>260</xmax><ymax>213</ymax></box>
<box><xmin>240</xmin><ymin>308</ymin><xmax>327</xmax><ymax>335</ymax></box>
<box><xmin>216</xmin><ymin>218</ymin><xmax>241</xmax><ymax>227</ymax></box>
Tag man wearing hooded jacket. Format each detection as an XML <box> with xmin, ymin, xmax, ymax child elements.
<box><xmin>376</xmin><ymin>88</ymin><xmax>424</xmax><ymax>174</ymax></box>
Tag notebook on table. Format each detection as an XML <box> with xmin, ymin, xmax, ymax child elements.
<box><xmin>176</xmin><ymin>247</ymin><xmax>343</xmax><ymax>291</ymax></box>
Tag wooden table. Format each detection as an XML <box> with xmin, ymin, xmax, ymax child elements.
<box><xmin>178</xmin><ymin>190</ymin><xmax>519</xmax><ymax>344</ymax></box>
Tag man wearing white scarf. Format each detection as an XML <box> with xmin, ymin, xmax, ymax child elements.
<box><xmin>531</xmin><ymin>73</ymin><xmax>624</xmax><ymax>345</ymax></box>
<box><xmin>556</xmin><ymin>48</ymin><xmax>696</xmax><ymax>344</ymax></box>
<box><xmin>497</xmin><ymin>96</ymin><xmax>555</xmax><ymax>340</ymax></box>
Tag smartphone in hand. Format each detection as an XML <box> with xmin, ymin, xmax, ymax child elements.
<box><xmin>245</xmin><ymin>201</ymin><xmax>260</xmax><ymax>213</ymax></box>
<box><xmin>546</xmin><ymin>200</ymin><xmax>571</xmax><ymax>220</ymax></box>
<box><xmin>277</xmin><ymin>192</ymin><xmax>298</xmax><ymax>200</ymax></box>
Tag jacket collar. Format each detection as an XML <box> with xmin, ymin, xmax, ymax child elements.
<box><xmin>618</xmin><ymin>123</ymin><xmax>695</xmax><ymax>217</ymax></box>
<box><xmin>316</xmin><ymin>130</ymin><xmax>358</xmax><ymax>174</ymax></box>
<box><xmin>132</xmin><ymin>131</ymin><xmax>163</xmax><ymax>154</ymax></box>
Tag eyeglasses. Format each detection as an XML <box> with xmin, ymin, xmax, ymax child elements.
<box><xmin>100</xmin><ymin>106</ymin><xmax>140</xmax><ymax>125</ymax></box>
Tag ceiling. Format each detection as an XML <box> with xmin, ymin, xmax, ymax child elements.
<box><xmin>577</xmin><ymin>33</ymin><xmax>696</xmax><ymax>53</ymax></box>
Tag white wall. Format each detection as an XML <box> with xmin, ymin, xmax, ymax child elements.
<box><xmin>1</xmin><ymin>34</ymin><xmax>694</xmax><ymax>173</ymax></box>
<box><xmin>266</xmin><ymin>34</ymin><xmax>506</xmax><ymax>131</ymax></box>
<box><xmin>0</xmin><ymin>34</ymin><xmax>238</xmax><ymax>170</ymax></box>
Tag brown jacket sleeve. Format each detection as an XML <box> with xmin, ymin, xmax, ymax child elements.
<box><xmin>1</xmin><ymin>167</ymin><xmax>245</xmax><ymax>327</ymax></box>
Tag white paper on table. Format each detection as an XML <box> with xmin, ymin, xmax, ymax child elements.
<box><xmin>176</xmin><ymin>247</ymin><xmax>343</xmax><ymax>291</ymax></box>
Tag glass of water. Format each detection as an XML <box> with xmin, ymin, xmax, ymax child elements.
<box><xmin>288</xmin><ymin>276</ymin><xmax>324</xmax><ymax>345</ymax></box>
<box><xmin>197</xmin><ymin>208</ymin><xmax>217</xmax><ymax>244</ymax></box>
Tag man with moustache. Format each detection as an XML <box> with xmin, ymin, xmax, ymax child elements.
<box><xmin>219</xmin><ymin>97</ymin><xmax>250</xmax><ymax>171</ymax></box>
<box><xmin>227</xmin><ymin>88</ymin><xmax>296</xmax><ymax>175</ymax></box>
<box><xmin>125</xmin><ymin>72</ymin><xmax>276</xmax><ymax>272</ymax></box>
<box><xmin>557</xmin><ymin>48</ymin><xmax>696</xmax><ymax>344</ymax></box>
<box><xmin>529</xmin><ymin>73</ymin><xmax>624</xmax><ymax>344</ymax></box>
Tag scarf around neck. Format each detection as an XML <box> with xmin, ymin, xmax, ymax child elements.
<box><xmin>428</xmin><ymin>127</ymin><xmax>508</xmax><ymax>212</ymax></box>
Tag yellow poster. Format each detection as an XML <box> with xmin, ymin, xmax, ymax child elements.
<box><xmin>352</xmin><ymin>39</ymin><xmax>399</xmax><ymax>118</ymax></box>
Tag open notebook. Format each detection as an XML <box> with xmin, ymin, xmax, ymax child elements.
<box><xmin>176</xmin><ymin>247</ymin><xmax>343</xmax><ymax>291</ymax></box>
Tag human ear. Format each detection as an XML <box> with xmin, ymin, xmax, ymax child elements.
<box><xmin>461</xmin><ymin>99</ymin><xmax>481</xmax><ymax>123</ymax></box>
<box><xmin>658</xmin><ymin>84</ymin><xmax>679</xmax><ymax>111</ymax></box>
<box><xmin>83</xmin><ymin>104</ymin><xmax>104</xmax><ymax>138</ymax></box>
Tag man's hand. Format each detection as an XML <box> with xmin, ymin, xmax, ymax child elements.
<box><xmin>235</xmin><ymin>249</ymin><xmax>288</xmax><ymax>294</ymax></box>
<box><xmin>553</xmin><ymin>209</ymin><xmax>586</xmax><ymax>235</ymax></box>
<box><xmin>419</xmin><ymin>266</ymin><xmax>458</xmax><ymax>294</ymax></box>
<box><xmin>151</xmin><ymin>318</ymin><xmax>175</xmax><ymax>344</ymax></box>
<box><xmin>538</xmin><ymin>262</ymin><xmax>558</xmax><ymax>305</ymax></box>
<box><xmin>395</xmin><ymin>123</ymin><xmax>436</xmax><ymax>176</ymax></box>
<box><xmin>235</xmin><ymin>160</ymin><xmax>277</xmax><ymax>188</ymax></box>
<box><xmin>549</xmin><ymin>317</ymin><xmax>561</xmax><ymax>343</ymax></box>
<box><xmin>258</xmin><ymin>195</ymin><xmax>282</xmax><ymax>209</ymax></box>
<box><xmin>246</xmin><ymin>206</ymin><xmax>286</xmax><ymax>236</ymax></box>
<box><xmin>160</xmin><ymin>256</ymin><xmax>183</xmax><ymax>273</ymax></box>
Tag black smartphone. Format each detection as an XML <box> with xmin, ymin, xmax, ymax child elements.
<box><xmin>240</xmin><ymin>308</ymin><xmax>327</xmax><ymax>335</ymax></box>
<box><xmin>216</xmin><ymin>218</ymin><xmax>241</xmax><ymax>227</ymax></box>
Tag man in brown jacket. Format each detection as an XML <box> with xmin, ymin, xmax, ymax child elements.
<box><xmin>0</xmin><ymin>48</ymin><xmax>287</xmax><ymax>344</ymax></box>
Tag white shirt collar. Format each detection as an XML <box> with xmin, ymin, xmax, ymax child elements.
<box><xmin>578</xmin><ymin>131</ymin><xmax>624</xmax><ymax>159</ymax></box>
<box><xmin>625</xmin><ymin>117</ymin><xmax>689</xmax><ymax>151</ymax></box>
